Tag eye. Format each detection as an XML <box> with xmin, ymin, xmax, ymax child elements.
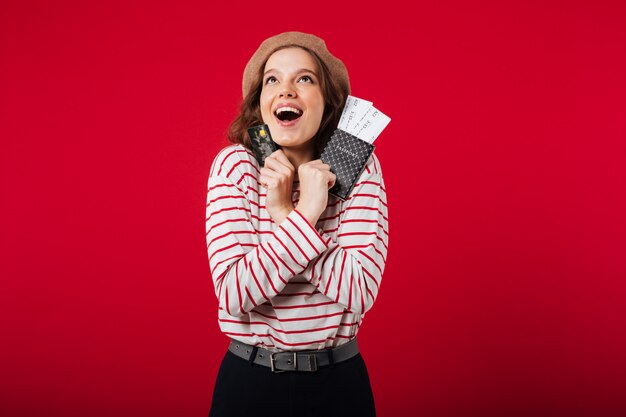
<box><xmin>298</xmin><ymin>75</ymin><xmax>314</xmax><ymax>83</ymax></box>
<box><xmin>264</xmin><ymin>76</ymin><xmax>278</xmax><ymax>85</ymax></box>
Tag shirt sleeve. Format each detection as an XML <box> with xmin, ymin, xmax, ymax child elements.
<box><xmin>301</xmin><ymin>155</ymin><xmax>389</xmax><ymax>315</ymax></box>
<box><xmin>206</xmin><ymin>150</ymin><xmax>329</xmax><ymax>317</ymax></box>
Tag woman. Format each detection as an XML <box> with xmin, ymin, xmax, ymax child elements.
<box><xmin>206</xmin><ymin>32</ymin><xmax>388</xmax><ymax>417</ymax></box>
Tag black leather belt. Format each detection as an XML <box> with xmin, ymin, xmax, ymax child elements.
<box><xmin>228</xmin><ymin>338</ymin><xmax>360</xmax><ymax>373</ymax></box>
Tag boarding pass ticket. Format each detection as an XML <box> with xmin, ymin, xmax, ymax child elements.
<box><xmin>337</xmin><ymin>95</ymin><xmax>391</xmax><ymax>143</ymax></box>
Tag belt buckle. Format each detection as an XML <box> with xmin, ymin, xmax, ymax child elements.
<box><xmin>305</xmin><ymin>354</ymin><xmax>317</xmax><ymax>372</ymax></box>
<box><xmin>270</xmin><ymin>351</ymin><xmax>318</xmax><ymax>373</ymax></box>
<box><xmin>270</xmin><ymin>351</ymin><xmax>297</xmax><ymax>373</ymax></box>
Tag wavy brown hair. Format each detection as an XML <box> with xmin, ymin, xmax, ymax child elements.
<box><xmin>227</xmin><ymin>45</ymin><xmax>347</xmax><ymax>157</ymax></box>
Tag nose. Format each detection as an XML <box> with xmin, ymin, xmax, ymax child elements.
<box><xmin>279</xmin><ymin>86</ymin><xmax>296</xmax><ymax>98</ymax></box>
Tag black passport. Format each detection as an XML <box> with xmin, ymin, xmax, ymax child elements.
<box><xmin>320</xmin><ymin>129</ymin><xmax>375</xmax><ymax>200</ymax></box>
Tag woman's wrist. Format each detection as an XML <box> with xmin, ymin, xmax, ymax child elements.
<box><xmin>271</xmin><ymin>204</ymin><xmax>295</xmax><ymax>225</ymax></box>
<box><xmin>294</xmin><ymin>206</ymin><xmax>320</xmax><ymax>227</ymax></box>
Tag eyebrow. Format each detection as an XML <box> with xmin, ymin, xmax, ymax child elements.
<box><xmin>263</xmin><ymin>68</ymin><xmax>318</xmax><ymax>77</ymax></box>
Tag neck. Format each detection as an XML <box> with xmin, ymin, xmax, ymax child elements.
<box><xmin>281</xmin><ymin>143</ymin><xmax>316</xmax><ymax>171</ymax></box>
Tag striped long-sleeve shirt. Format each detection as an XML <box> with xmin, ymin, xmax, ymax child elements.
<box><xmin>206</xmin><ymin>144</ymin><xmax>388</xmax><ymax>351</ymax></box>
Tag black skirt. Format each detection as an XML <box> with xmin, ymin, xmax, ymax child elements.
<box><xmin>209</xmin><ymin>349</ymin><xmax>376</xmax><ymax>417</ymax></box>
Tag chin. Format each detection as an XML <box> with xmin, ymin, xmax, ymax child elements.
<box><xmin>276</xmin><ymin>136</ymin><xmax>316</xmax><ymax>150</ymax></box>
<box><xmin>272</xmin><ymin>130</ymin><xmax>308</xmax><ymax>146</ymax></box>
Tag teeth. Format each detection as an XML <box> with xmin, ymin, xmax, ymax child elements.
<box><xmin>275</xmin><ymin>107</ymin><xmax>302</xmax><ymax>115</ymax></box>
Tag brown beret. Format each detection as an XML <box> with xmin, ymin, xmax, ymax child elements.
<box><xmin>242</xmin><ymin>31</ymin><xmax>350</xmax><ymax>99</ymax></box>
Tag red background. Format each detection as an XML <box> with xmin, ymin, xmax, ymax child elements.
<box><xmin>1</xmin><ymin>1</ymin><xmax>625</xmax><ymax>416</ymax></box>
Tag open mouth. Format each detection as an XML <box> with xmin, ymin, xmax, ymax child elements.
<box><xmin>274</xmin><ymin>106</ymin><xmax>303</xmax><ymax>123</ymax></box>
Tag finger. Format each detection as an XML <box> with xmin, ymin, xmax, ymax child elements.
<box><xmin>259</xmin><ymin>168</ymin><xmax>280</xmax><ymax>188</ymax></box>
<box><xmin>266</xmin><ymin>150</ymin><xmax>294</xmax><ymax>173</ymax></box>
<box><xmin>301</xmin><ymin>159</ymin><xmax>321</xmax><ymax>167</ymax></box>
<box><xmin>260</xmin><ymin>170</ymin><xmax>285</xmax><ymax>191</ymax></box>
<box><xmin>264</xmin><ymin>156</ymin><xmax>294</xmax><ymax>176</ymax></box>
<box><xmin>266</xmin><ymin>178</ymin><xmax>279</xmax><ymax>189</ymax></box>
<box><xmin>305</xmin><ymin>159</ymin><xmax>331</xmax><ymax>171</ymax></box>
<box><xmin>326</xmin><ymin>172</ymin><xmax>337</xmax><ymax>189</ymax></box>
<box><xmin>302</xmin><ymin>164</ymin><xmax>332</xmax><ymax>174</ymax></box>
<box><xmin>259</xmin><ymin>175</ymin><xmax>278</xmax><ymax>189</ymax></box>
<box><xmin>260</xmin><ymin>167</ymin><xmax>281</xmax><ymax>180</ymax></box>
<box><xmin>270</xmin><ymin>150</ymin><xmax>295</xmax><ymax>169</ymax></box>
<box><xmin>270</xmin><ymin>149</ymin><xmax>285</xmax><ymax>158</ymax></box>
<box><xmin>259</xmin><ymin>175</ymin><xmax>268</xmax><ymax>188</ymax></box>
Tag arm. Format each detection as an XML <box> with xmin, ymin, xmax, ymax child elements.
<box><xmin>206</xmin><ymin>151</ymin><xmax>328</xmax><ymax>317</ymax></box>
<box><xmin>302</xmin><ymin>156</ymin><xmax>389</xmax><ymax>315</ymax></box>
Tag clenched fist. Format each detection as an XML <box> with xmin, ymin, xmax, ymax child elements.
<box><xmin>259</xmin><ymin>150</ymin><xmax>295</xmax><ymax>225</ymax></box>
<box><xmin>296</xmin><ymin>160</ymin><xmax>336</xmax><ymax>226</ymax></box>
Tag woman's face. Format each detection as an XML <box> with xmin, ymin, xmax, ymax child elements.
<box><xmin>260</xmin><ymin>47</ymin><xmax>325</xmax><ymax>151</ymax></box>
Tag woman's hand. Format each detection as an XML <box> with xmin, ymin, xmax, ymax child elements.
<box><xmin>259</xmin><ymin>150</ymin><xmax>295</xmax><ymax>225</ymax></box>
<box><xmin>297</xmin><ymin>160</ymin><xmax>336</xmax><ymax>226</ymax></box>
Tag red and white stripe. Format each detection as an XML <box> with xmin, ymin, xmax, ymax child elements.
<box><xmin>206</xmin><ymin>145</ymin><xmax>389</xmax><ymax>351</ymax></box>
